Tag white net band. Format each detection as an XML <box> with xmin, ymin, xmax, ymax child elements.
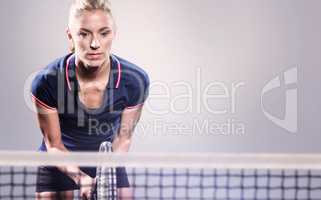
<box><xmin>1</xmin><ymin>151</ymin><xmax>321</xmax><ymax>169</ymax></box>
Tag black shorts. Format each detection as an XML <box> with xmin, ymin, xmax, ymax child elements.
<box><xmin>36</xmin><ymin>166</ymin><xmax>129</xmax><ymax>192</ymax></box>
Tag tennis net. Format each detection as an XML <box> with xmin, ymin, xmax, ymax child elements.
<box><xmin>1</xmin><ymin>151</ymin><xmax>321</xmax><ymax>199</ymax></box>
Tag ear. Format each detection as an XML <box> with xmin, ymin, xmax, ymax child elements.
<box><xmin>111</xmin><ymin>16</ymin><xmax>117</xmax><ymax>39</ymax></box>
<box><xmin>66</xmin><ymin>27</ymin><xmax>72</xmax><ymax>41</ymax></box>
<box><xmin>66</xmin><ymin>27</ymin><xmax>75</xmax><ymax>52</ymax></box>
<box><xmin>112</xmin><ymin>23</ymin><xmax>117</xmax><ymax>40</ymax></box>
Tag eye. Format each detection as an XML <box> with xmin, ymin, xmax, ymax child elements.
<box><xmin>101</xmin><ymin>31</ymin><xmax>110</xmax><ymax>37</ymax></box>
<box><xmin>78</xmin><ymin>32</ymin><xmax>88</xmax><ymax>38</ymax></box>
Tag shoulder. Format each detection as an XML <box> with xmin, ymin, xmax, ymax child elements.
<box><xmin>31</xmin><ymin>54</ymin><xmax>71</xmax><ymax>109</ymax></box>
<box><xmin>112</xmin><ymin>55</ymin><xmax>150</xmax><ymax>107</ymax></box>
<box><xmin>114</xmin><ymin>55</ymin><xmax>150</xmax><ymax>88</ymax></box>
<box><xmin>32</xmin><ymin>54</ymin><xmax>70</xmax><ymax>89</ymax></box>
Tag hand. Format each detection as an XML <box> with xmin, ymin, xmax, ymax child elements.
<box><xmin>79</xmin><ymin>173</ymin><xmax>96</xmax><ymax>200</ymax></box>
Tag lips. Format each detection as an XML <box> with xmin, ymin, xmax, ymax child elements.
<box><xmin>87</xmin><ymin>53</ymin><xmax>103</xmax><ymax>60</ymax></box>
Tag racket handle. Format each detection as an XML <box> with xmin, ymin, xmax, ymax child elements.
<box><xmin>91</xmin><ymin>193</ymin><xmax>97</xmax><ymax>200</ymax></box>
<box><xmin>96</xmin><ymin>141</ymin><xmax>117</xmax><ymax>200</ymax></box>
<box><xmin>91</xmin><ymin>183</ymin><xmax>98</xmax><ymax>200</ymax></box>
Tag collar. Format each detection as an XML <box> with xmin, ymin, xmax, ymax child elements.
<box><xmin>65</xmin><ymin>53</ymin><xmax>122</xmax><ymax>91</ymax></box>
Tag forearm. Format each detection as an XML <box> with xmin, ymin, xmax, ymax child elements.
<box><xmin>112</xmin><ymin>134</ymin><xmax>131</xmax><ymax>152</ymax></box>
<box><xmin>112</xmin><ymin>107</ymin><xmax>143</xmax><ymax>152</ymax></box>
<box><xmin>45</xmin><ymin>143</ymin><xmax>85</xmax><ymax>184</ymax></box>
<box><xmin>36</xmin><ymin>110</ymin><xmax>85</xmax><ymax>184</ymax></box>
<box><xmin>112</xmin><ymin>114</ymin><xmax>139</xmax><ymax>152</ymax></box>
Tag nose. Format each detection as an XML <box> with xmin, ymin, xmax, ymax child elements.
<box><xmin>90</xmin><ymin>37</ymin><xmax>100</xmax><ymax>50</ymax></box>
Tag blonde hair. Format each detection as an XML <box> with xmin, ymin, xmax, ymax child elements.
<box><xmin>68</xmin><ymin>0</ymin><xmax>113</xmax><ymax>27</ymax></box>
<box><xmin>68</xmin><ymin>0</ymin><xmax>114</xmax><ymax>52</ymax></box>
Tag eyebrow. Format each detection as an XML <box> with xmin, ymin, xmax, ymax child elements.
<box><xmin>79</xmin><ymin>27</ymin><xmax>111</xmax><ymax>33</ymax></box>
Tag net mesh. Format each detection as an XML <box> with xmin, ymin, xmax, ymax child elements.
<box><xmin>1</xmin><ymin>152</ymin><xmax>321</xmax><ymax>200</ymax></box>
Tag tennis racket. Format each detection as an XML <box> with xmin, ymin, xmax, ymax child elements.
<box><xmin>92</xmin><ymin>141</ymin><xmax>117</xmax><ymax>200</ymax></box>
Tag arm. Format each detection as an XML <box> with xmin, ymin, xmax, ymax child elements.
<box><xmin>112</xmin><ymin>105</ymin><xmax>143</xmax><ymax>152</ymax></box>
<box><xmin>34</xmin><ymin>105</ymin><xmax>94</xmax><ymax>196</ymax></box>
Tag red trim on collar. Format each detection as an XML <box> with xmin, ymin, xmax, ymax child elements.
<box><xmin>65</xmin><ymin>56</ymin><xmax>72</xmax><ymax>91</ymax></box>
<box><xmin>114</xmin><ymin>56</ymin><xmax>121</xmax><ymax>89</ymax></box>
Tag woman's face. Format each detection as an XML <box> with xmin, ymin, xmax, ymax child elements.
<box><xmin>67</xmin><ymin>9</ymin><xmax>115</xmax><ymax>69</ymax></box>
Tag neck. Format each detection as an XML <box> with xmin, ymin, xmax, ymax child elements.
<box><xmin>76</xmin><ymin>56</ymin><xmax>110</xmax><ymax>81</ymax></box>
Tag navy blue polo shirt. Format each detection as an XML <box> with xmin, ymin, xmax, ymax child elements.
<box><xmin>31</xmin><ymin>53</ymin><xmax>149</xmax><ymax>151</ymax></box>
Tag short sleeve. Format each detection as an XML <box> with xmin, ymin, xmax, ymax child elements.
<box><xmin>126</xmin><ymin>70</ymin><xmax>150</xmax><ymax>108</ymax></box>
<box><xmin>31</xmin><ymin>71</ymin><xmax>57</xmax><ymax>110</ymax></box>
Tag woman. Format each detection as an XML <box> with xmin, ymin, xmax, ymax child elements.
<box><xmin>31</xmin><ymin>0</ymin><xmax>149</xmax><ymax>199</ymax></box>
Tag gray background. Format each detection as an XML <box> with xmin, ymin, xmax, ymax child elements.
<box><xmin>0</xmin><ymin>0</ymin><xmax>320</xmax><ymax>153</ymax></box>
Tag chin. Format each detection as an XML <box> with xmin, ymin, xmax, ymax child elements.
<box><xmin>86</xmin><ymin>59</ymin><xmax>104</xmax><ymax>67</ymax></box>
